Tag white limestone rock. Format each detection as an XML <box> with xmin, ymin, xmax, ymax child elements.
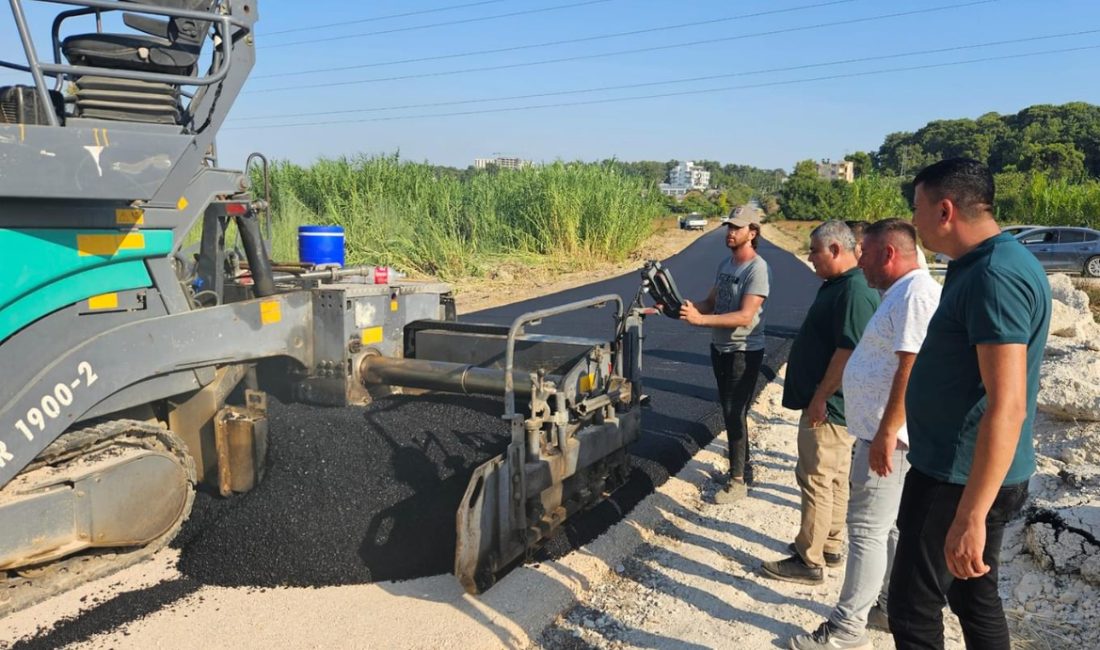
<box><xmin>1038</xmin><ymin>349</ymin><xmax>1100</xmax><ymax>421</ymax></box>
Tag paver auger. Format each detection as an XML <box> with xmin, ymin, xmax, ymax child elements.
<box><xmin>0</xmin><ymin>0</ymin><xmax>645</xmax><ymax>611</ymax></box>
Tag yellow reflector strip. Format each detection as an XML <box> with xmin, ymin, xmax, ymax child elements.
<box><xmin>177</xmin><ymin>197</ymin><xmax>189</xmax><ymax>211</ymax></box>
<box><xmin>260</xmin><ymin>300</ymin><xmax>281</xmax><ymax>325</ymax></box>
<box><xmin>390</xmin><ymin>299</ymin><xmax>399</xmax><ymax>312</ymax></box>
<box><xmin>88</xmin><ymin>293</ymin><xmax>119</xmax><ymax>310</ymax></box>
<box><xmin>77</xmin><ymin>232</ymin><xmax>146</xmax><ymax>256</ymax></box>
<box><xmin>579</xmin><ymin>373</ymin><xmax>595</xmax><ymax>393</ymax></box>
<box><xmin>115</xmin><ymin>208</ymin><xmax>144</xmax><ymax>225</ymax></box>
<box><xmin>361</xmin><ymin>326</ymin><xmax>384</xmax><ymax>346</ymax></box>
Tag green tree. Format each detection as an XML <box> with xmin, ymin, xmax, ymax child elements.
<box><xmin>844</xmin><ymin>151</ymin><xmax>874</xmax><ymax>178</ymax></box>
<box><xmin>779</xmin><ymin>160</ymin><xmax>844</xmax><ymax>220</ymax></box>
<box><xmin>681</xmin><ymin>190</ymin><xmax>720</xmax><ymax>216</ymax></box>
<box><xmin>1019</xmin><ymin>142</ymin><xmax>1087</xmax><ymax>181</ymax></box>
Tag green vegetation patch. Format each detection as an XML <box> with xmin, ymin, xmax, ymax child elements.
<box><xmin>260</xmin><ymin>155</ymin><xmax>664</xmax><ymax>279</ymax></box>
<box><xmin>776</xmin><ymin>102</ymin><xmax>1100</xmax><ymax>229</ymax></box>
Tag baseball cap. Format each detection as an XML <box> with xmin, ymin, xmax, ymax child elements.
<box><xmin>721</xmin><ymin>210</ymin><xmax>760</xmax><ymax>228</ymax></box>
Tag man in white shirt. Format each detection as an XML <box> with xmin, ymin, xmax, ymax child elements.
<box><xmin>789</xmin><ymin>218</ymin><xmax>942</xmax><ymax>650</ymax></box>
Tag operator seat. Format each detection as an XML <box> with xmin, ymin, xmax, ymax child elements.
<box><xmin>62</xmin><ymin>0</ymin><xmax>214</xmax><ymax>75</ymax></box>
<box><xmin>60</xmin><ymin>0</ymin><xmax>215</xmax><ymax>124</ymax></box>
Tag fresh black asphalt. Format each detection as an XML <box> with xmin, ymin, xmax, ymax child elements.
<box><xmin>16</xmin><ymin>230</ymin><xmax>818</xmax><ymax>648</ymax></box>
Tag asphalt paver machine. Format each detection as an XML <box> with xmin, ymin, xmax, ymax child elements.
<box><xmin>0</xmin><ymin>0</ymin><xmax>645</xmax><ymax>611</ymax></box>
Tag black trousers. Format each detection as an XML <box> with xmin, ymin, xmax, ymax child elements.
<box><xmin>709</xmin><ymin>346</ymin><xmax>764</xmax><ymax>480</ymax></box>
<box><xmin>888</xmin><ymin>468</ymin><xmax>1029</xmax><ymax>650</ymax></box>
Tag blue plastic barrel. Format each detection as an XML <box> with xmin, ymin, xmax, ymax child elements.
<box><xmin>298</xmin><ymin>225</ymin><xmax>345</xmax><ymax>267</ymax></box>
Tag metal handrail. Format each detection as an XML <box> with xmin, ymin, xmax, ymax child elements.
<box><xmin>503</xmin><ymin>294</ymin><xmax>624</xmax><ymax>419</ymax></box>
<box><xmin>6</xmin><ymin>0</ymin><xmax>252</xmax><ymax>127</ymax></box>
<box><xmin>9</xmin><ymin>0</ymin><xmax>57</xmax><ymax>124</ymax></box>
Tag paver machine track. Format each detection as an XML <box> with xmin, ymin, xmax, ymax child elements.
<box><xmin>0</xmin><ymin>420</ymin><xmax>195</xmax><ymax>617</ymax></box>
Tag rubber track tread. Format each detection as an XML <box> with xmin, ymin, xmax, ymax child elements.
<box><xmin>0</xmin><ymin>420</ymin><xmax>196</xmax><ymax>618</ymax></box>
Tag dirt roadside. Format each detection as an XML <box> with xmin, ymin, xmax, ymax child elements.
<box><xmin>449</xmin><ymin>218</ymin><xmax>716</xmax><ymax>315</ymax></box>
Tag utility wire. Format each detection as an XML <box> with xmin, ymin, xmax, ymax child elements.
<box><xmin>264</xmin><ymin>0</ymin><xmax>613</xmax><ymax>49</ymax></box>
<box><xmin>247</xmin><ymin>0</ymin><xmax>999</xmax><ymax>94</ymax></box>
<box><xmin>224</xmin><ymin>44</ymin><xmax>1100</xmax><ymax>130</ymax></box>
<box><xmin>252</xmin><ymin>0</ymin><xmax>864</xmax><ymax>80</ymax></box>
<box><xmin>263</xmin><ymin>0</ymin><xmax>508</xmax><ymax>36</ymax></box>
<box><xmin>232</xmin><ymin>29</ymin><xmax>1100</xmax><ymax>122</ymax></box>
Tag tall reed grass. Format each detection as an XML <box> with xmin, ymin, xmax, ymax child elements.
<box><xmin>835</xmin><ymin>175</ymin><xmax>911</xmax><ymax>222</ymax></box>
<box><xmin>259</xmin><ymin>155</ymin><xmax>662</xmax><ymax>278</ymax></box>
<box><xmin>995</xmin><ymin>172</ymin><xmax>1100</xmax><ymax>229</ymax></box>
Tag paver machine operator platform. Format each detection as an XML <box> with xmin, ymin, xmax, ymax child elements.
<box><xmin>0</xmin><ymin>0</ymin><xmax>646</xmax><ymax>612</ymax></box>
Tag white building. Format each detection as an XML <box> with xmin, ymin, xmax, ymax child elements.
<box><xmin>815</xmin><ymin>159</ymin><xmax>855</xmax><ymax>183</ymax></box>
<box><xmin>473</xmin><ymin>156</ymin><xmax>532</xmax><ymax>170</ymax></box>
<box><xmin>659</xmin><ymin>160</ymin><xmax>711</xmax><ymax>197</ymax></box>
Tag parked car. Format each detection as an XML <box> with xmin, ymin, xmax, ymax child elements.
<box><xmin>1015</xmin><ymin>226</ymin><xmax>1100</xmax><ymax>277</ymax></box>
<box><xmin>679</xmin><ymin>212</ymin><xmax>708</xmax><ymax>231</ymax></box>
<box><xmin>933</xmin><ymin>224</ymin><xmax>1043</xmax><ymax>265</ymax></box>
<box><xmin>1000</xmin><ymin>224</ymin><xmax>1041</xmax><ymax>238</ymax></box>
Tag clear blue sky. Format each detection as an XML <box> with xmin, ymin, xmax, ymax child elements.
<box><xmin>3</xmin><ymin>0</ymin><xmax>1099</xmax><ymax>171</ymax></box>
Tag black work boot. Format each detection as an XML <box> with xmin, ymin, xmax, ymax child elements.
<box><xmin>787</xmin><ymin>542</ymin><xmax>843</xmax><ymax>568</ymax></box>
<box><xmin>761</xmin><ymin>554</ymin><xmax>824</xmax><ymax>585</ymax></box>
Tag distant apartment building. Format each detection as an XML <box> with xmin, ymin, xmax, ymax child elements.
<box><xmin>816</xmin><ymin>159</ymin><xmax>855</xmax><ymax>183</ymax></box>
<box><xmin>474</xmin><ymin>156</ymin><xmax>532</xmax><ymax>170</ymax></box>
<box><xmin>659</xmin><ymin>160</ymin><xmax>711</xmax><ymax>198</ymax></box>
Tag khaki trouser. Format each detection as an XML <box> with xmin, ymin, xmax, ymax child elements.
<box><xmin>794</xmin><ymin>411</ymin><xmax>855</xmax><ymax>568</ymax></box>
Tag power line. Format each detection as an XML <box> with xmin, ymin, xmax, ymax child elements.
<box><xmin>246</xmin><ymin>0</ymin><xmax>1000</xmax><ymax>94</ymax></box>
<box><xmin>223</xmin><ymin>44</ymin><xmax>1100</xmax><ymax>130</ymax></box>
<box><xmin>252</xmin><ymin>0</ymin><xmax>863</xmax><ymax>80</ymax></box>
<box><xmin>263</xmin><ymin>0</ymin><xmax>508</xmax><ymax>37</ymax></box>
<box><xmin>231</xmin><ymin>30</ymin><xmax>1100</xmax><ymax>122</ymax></box>
<box><xmin>263</xmin><ymin>0</ymin><xmax>613</xmax><ymax>49</ymax></box>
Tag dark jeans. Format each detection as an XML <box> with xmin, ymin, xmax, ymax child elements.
<box><xmin>709</xmin><ymin>346</ymin><xmax>764</xmax><ymax>480</ymax></box>
<box><xmin>888</xmin><ymin>468</ymin><xmax>1029</xmax><ymax>650</ymax></box>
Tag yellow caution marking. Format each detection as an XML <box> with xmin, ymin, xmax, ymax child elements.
<box><xmin>88</xmin><ymin>293</ymin><xmax>119</xmax><ymax>310</ymax></box>
<box><xmin>177</xmin><ymin>197</ymin><xmax>189</xmax><ymax>211</ymax></box>
<box><xmin>579</xmin><ymin>373</ymin><xmax>595</xmax><ymax>393</ymax></box>
<box><xmin>77</xmin><ymin>232</ymin><xmax>146</xmax><ymax>256</ymax></box>
<box><xmin>360</xmin><ymin>326</ymin><xmax>384</xmax><ymax>346</ymax></box>
<box><xmin>115</xmin><ymin>208</ymin><xmax>144</xmax><ymax>225</ymax></box>
<box><xmin>390</xmin><ymin>299</ymin><xmax>399</xmax><ymax>312</ymax></box>
<box><xmin>260</xmin><ymin>300</ymin><xmax>281</xmax><ymax>325</ymax></box>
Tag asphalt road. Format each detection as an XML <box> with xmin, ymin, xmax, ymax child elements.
<box><xmin>15</xmin><ymin>225</ymin><xmax>819</xmax><ymax>649</ymax></box>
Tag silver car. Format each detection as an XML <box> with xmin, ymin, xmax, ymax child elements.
<box><xmin>1016</xmin><ymin>227</ymin><xmax>1100</xmax><ymax>277</ymax></box>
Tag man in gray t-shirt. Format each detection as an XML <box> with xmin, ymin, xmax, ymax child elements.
<box><xmin>711</xmin><ymin>254</ymin><xmax>770</xmax><ymax>352</ymax></box>
<box><xmin>680</xmin><ymin>208</ymin><xmax>771</xmax><ymax>504</ymax></box>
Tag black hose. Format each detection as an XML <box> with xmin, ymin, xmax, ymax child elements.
<box><xmin>234</xmin><ymin>212</ymin><xmax>276</xmax><ymax>297</ymax></box>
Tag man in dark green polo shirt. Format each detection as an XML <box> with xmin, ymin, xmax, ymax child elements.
<box><xmin>888</xmin><ymin>158</ymin><xmax>1051</xmax><ymax>650</ymax></box>
<box><xmin>763</xmin><ymin>221</ymin><xmax>879</xmax><ymax>585</ymax></box>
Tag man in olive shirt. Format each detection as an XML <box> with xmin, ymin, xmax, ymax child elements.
<box><xmin>764</xmin><ymin>221</ymin><xmax>880</xmax><ymax>585</ymax></box>
<box><xmin>889</xmin><ymin>159</ymin><xmax>1051</xmax><ymax>649</ymax></box>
